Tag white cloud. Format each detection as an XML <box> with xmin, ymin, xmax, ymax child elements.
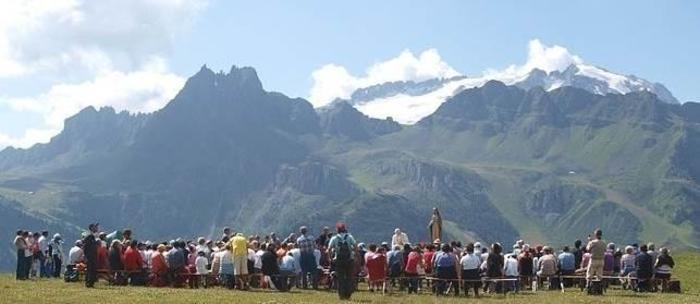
<box><xmin>0</xmin><ymin>0</ymin><xmax>207</xmax><ymax>77</ymax></box>
<box><xmin>308</xmin><ymin>49</ymin><xmax>460</xmax><ymax>107</ymax></box>
<box><xmin>0</xmin><ymin>0</ymin><xmax>206</xmax><ymax>149</ymax></box>
<box><xmin>0</xmin><ymin>128</ymin><xmax>59</xmax><ymax>150</ymax></box>
<box><xmin>1</xmin><ymin>58</ymin><xmax>185</xmax><ymax>148</ymax></box>
<box><xmin>483</xmin><ymin>39</ymin><xmax>583</xmax><ymax>82</ymax></box>
<box><xmin>312</xmin><ymin>39</ymin><xmax>588</xmax><ymax>124</ymax></box>
<box><xmin>308</xmin><ymin>40</ymin><xmax>583</xmax><ymax>108</ymax></box>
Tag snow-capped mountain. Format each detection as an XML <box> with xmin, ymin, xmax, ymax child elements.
<box><xmin>342</xmin><ymin>63</ymin><xmax>678</xmax><ymax>124</ymax></box>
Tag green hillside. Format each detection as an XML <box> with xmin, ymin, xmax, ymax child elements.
<box><xmin>0</xmin><ymin>67</ymin><xmax>698</xmax><ymax>270</ymax></box>
<box><xmin>1</xmin><ymin>252</ymin><xmax>698</xmax><ymax>304</ymax></box>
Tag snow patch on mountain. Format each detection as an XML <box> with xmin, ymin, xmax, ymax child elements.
<box><xmin>312</xmin><ymin>39</ymin><xmax>678</xmax><ymax>125</ymax></box>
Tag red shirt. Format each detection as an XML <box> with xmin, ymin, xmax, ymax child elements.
<box><xmin>365</xmin><ymin>252</ymin><xmax>387</xmax><ymax>282</ymax></box>
<box><xmin>405</xmin><ymin>251</ymin><xmax>422</xmax><ymax>274</ymax></box>
<box><xmin>97</xmin><ymin>245</ymin><xmax>109</xmax><ymax>269</ymax></box>
<box><xmin>423</xmin><ymin>251</ymin><xmax>435</xmax><ymax>273</ymax></box>
<box><xmin>123</xmin><ymin>247</ymin><xmax>143</xmax><ymax>271</ymax></box>
<box><xmin>151</xmin><ymin>252</ymin><xmax>168</xmax><ymax>275</ymax></box>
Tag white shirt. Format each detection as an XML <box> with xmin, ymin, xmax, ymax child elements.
<box><xmin>391</xmin><ymin>232</ymin><xmax>409</xmax><ymax>248</ymax></box>
<box><xmin>460</xmin><ymin>253</ymin><xmax>481</xmax><ymax>270</ymax></box>
<box><xmin>504</xmin><ymin>257</ymin><xmax>519</xmax><ymax>276</ymax></box>
<box><xmin>196</xmin><ymin>244</ymin><xmax>211</xmax><ymax>258</ymax></box>
<box><xmin>247</xmin><ymin>248</ymin><xmax>256</xmax><ymax>262</ymax></box>
<box><xmin>24</xmin><ymin>238</ymin><xmax>34</xmax><ymax>257</ymax></box>
<box><xmin>144</xmin><ymin>249</ymin><xmax>154</xmax><ymax>269</ymax></box>
<box><xmin>51</xmin><ymin>241</ymin><xmax>63</xmax><ymax>259</ymax></box>
<box><xmin>68</xmin><ymin>246</ymin><xmax>84</xmax><ymax>264</ymax></box>
<box><xmin>314</xmin><ymin>249</ymin><xmax>322</xmax><ymax>269</ymax></box>
<box><xmin>195</xmin><ymin>256</ymin><xmax>208</xmax><ymax>274</ymax></box>
<box><xmin>254</xmin><ymin>250</ymin><xmax>264</xmax><ymax>269</ymax></box>
<box><xmin>38</xmin><ymin>236</ymin><xmax>49</xmax><ymax>252</ymax></box>
<box><xmin>290</xmin><ymin>248</ymin><xmax>302</xmax><ymax>274</ymax></box>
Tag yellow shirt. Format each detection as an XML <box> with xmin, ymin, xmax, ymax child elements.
<box><xmin>231</xmin><ymin>235</ymin><xmax>247</xmax><ymax>257</ymax></box>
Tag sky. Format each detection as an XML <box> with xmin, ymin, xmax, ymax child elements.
<box><xmin>0</xmin><ymin>0</ymin><xmax>698</xmax><ymax>148</ymax></box>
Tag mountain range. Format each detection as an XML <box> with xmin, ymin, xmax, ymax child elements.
<box><xmin>0</xmin><ymin>64</ymin><xmax>698</xmax><ymax>271</ymax></box>
<box><xmin>346</xmin><ymin>63</ymin><xmax>678</xmax><ymax>125</ymax></box>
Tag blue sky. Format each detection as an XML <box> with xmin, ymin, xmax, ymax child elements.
<box><xmin>0</xmin><ymin>0</ymin><xmax>698</xmax><ymax>148</ymax></box>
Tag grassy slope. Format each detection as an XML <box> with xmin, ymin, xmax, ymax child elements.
<box><xmin>1</xmin><ymin>252</ymin><xmax>698</xmax><ymax>304</ymax></box>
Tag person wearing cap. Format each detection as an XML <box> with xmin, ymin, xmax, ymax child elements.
<box><xmin>327</xmin><ymin>222</ymin><xmax>357</xmax><ymax>300</ymax></box>
<box><xmin>83</xmin><ymin>223</ymin><xmax>100</xmax><ymax>287</ymax></box>
<box><xmin>50</xmin><ymin>233</ymin><xmax>64</xmax><ymax>278</ymax></box>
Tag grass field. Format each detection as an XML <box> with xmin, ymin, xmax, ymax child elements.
<box><xmin>1</xmin><ymin>252</ymin><xmax>698</xmax><ymax>304</ymax></box>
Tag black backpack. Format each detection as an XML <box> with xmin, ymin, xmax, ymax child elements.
<box><xmin>335</xmin><ymin>234</ymin><xmax>352</xmax><ymax>264</ymax></box>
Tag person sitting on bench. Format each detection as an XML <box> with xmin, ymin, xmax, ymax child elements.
<box><xmin>654</xmin><ymin>247</ymin><xmax>675</xmax><ymax>292</ymax></box>
<box><xmin>635</xmin><ymin>244</ymin><xmax>654</xmax><ymax>292</ymax></box>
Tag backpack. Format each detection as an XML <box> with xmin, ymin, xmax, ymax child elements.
<box><xmin>335</xmin><ymin>234</ymin><xmax>352</xmax><ymax>264</ymax></box>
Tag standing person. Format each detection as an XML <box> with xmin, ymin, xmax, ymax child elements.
<box><xmin>585</xmin><ymin>229</ymin><xmax>606</xmax><ymax>287</ymax></box>
<box><xmin>194</xmin><ymin>251</ymin><xmax>208</xmax><ymax>288</ymax></box>
<box><xmin>387</xmin><ymin>245</ymin><xmax>403</xmax><ymax>290</ymax></box>
<box><xmin>28</xmin><ymin>232</ymin><xmax>39</xmax><ymax>278</ymax></box>
<box><xmin>327</xmin><ymin>222</ymin><xmax>357</xmax><ymax>300</ymax></box>
<box><xmin>296</xmin><ymin>226</ymin><xmax>318</xmax><ymax>289</ymax></box>
<box><xmin>460</xmin><ymin>243</ymin><xmax>482</xmax><ymax>297</ymax></box>
<box><xmin>14</xmin><ymin>230</ymin><xmax>28</xmax><ymax>280</ymax></box>
<box><xmin>391</xmin><ymin>228</ymin><xmax>409</xmax><ymax>248</ymax></box>
<box><xmin>316</xmin><ymin>226</ymin><xmax>331</xmax><ymax>248</ymax></box>
<box><xmin>486</xmin><ymin>243</ymin><xmax>505</xmax><ymax>293</ymax></box>
<box><xmin>404</xmin><ymin>245</ymin><xmax>423</xmax><ymax>294</ymax></box>
<box><xmin>37</xmin><ymin>231</ymin><xmax>50</xmax><ymax>278</ymax></box>
<box><xmin>222</xmin><ymin>227</ymin><xmax>232</xmax><ymax>242</ymax></box>
<box><xmin>218</xmin><ymin>244</ymin><xmax>235</xmax><ymax>289</ymax></box>
<box><xmin>231</xmin><ymin>233</ymin><xmax>249</xmax><ymax>290</ymax></box>
<box><xmin>83</xmin><ymin>223</ymin><xmax>100</xmax><ymax>288</ymax></box>
<box><xmin>50</xmin><ymin>234</ymin><xmax>64</xmax><ymax>278</ymax></box>
<box><xmin>504</xmin><ymin>254</ymin><xmax>520</xmax><ymax>292</ymax></box>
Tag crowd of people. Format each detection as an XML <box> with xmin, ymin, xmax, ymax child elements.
<box><xmin>13</xmin><ymin>224</ymin><xmax>677</xmax><ymax>300</ymax></box>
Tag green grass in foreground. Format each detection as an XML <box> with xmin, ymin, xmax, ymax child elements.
<box><xmin>1</xmin><ymin>252</ymin><xmax>698</xmax><ymax>304</ymax></box>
